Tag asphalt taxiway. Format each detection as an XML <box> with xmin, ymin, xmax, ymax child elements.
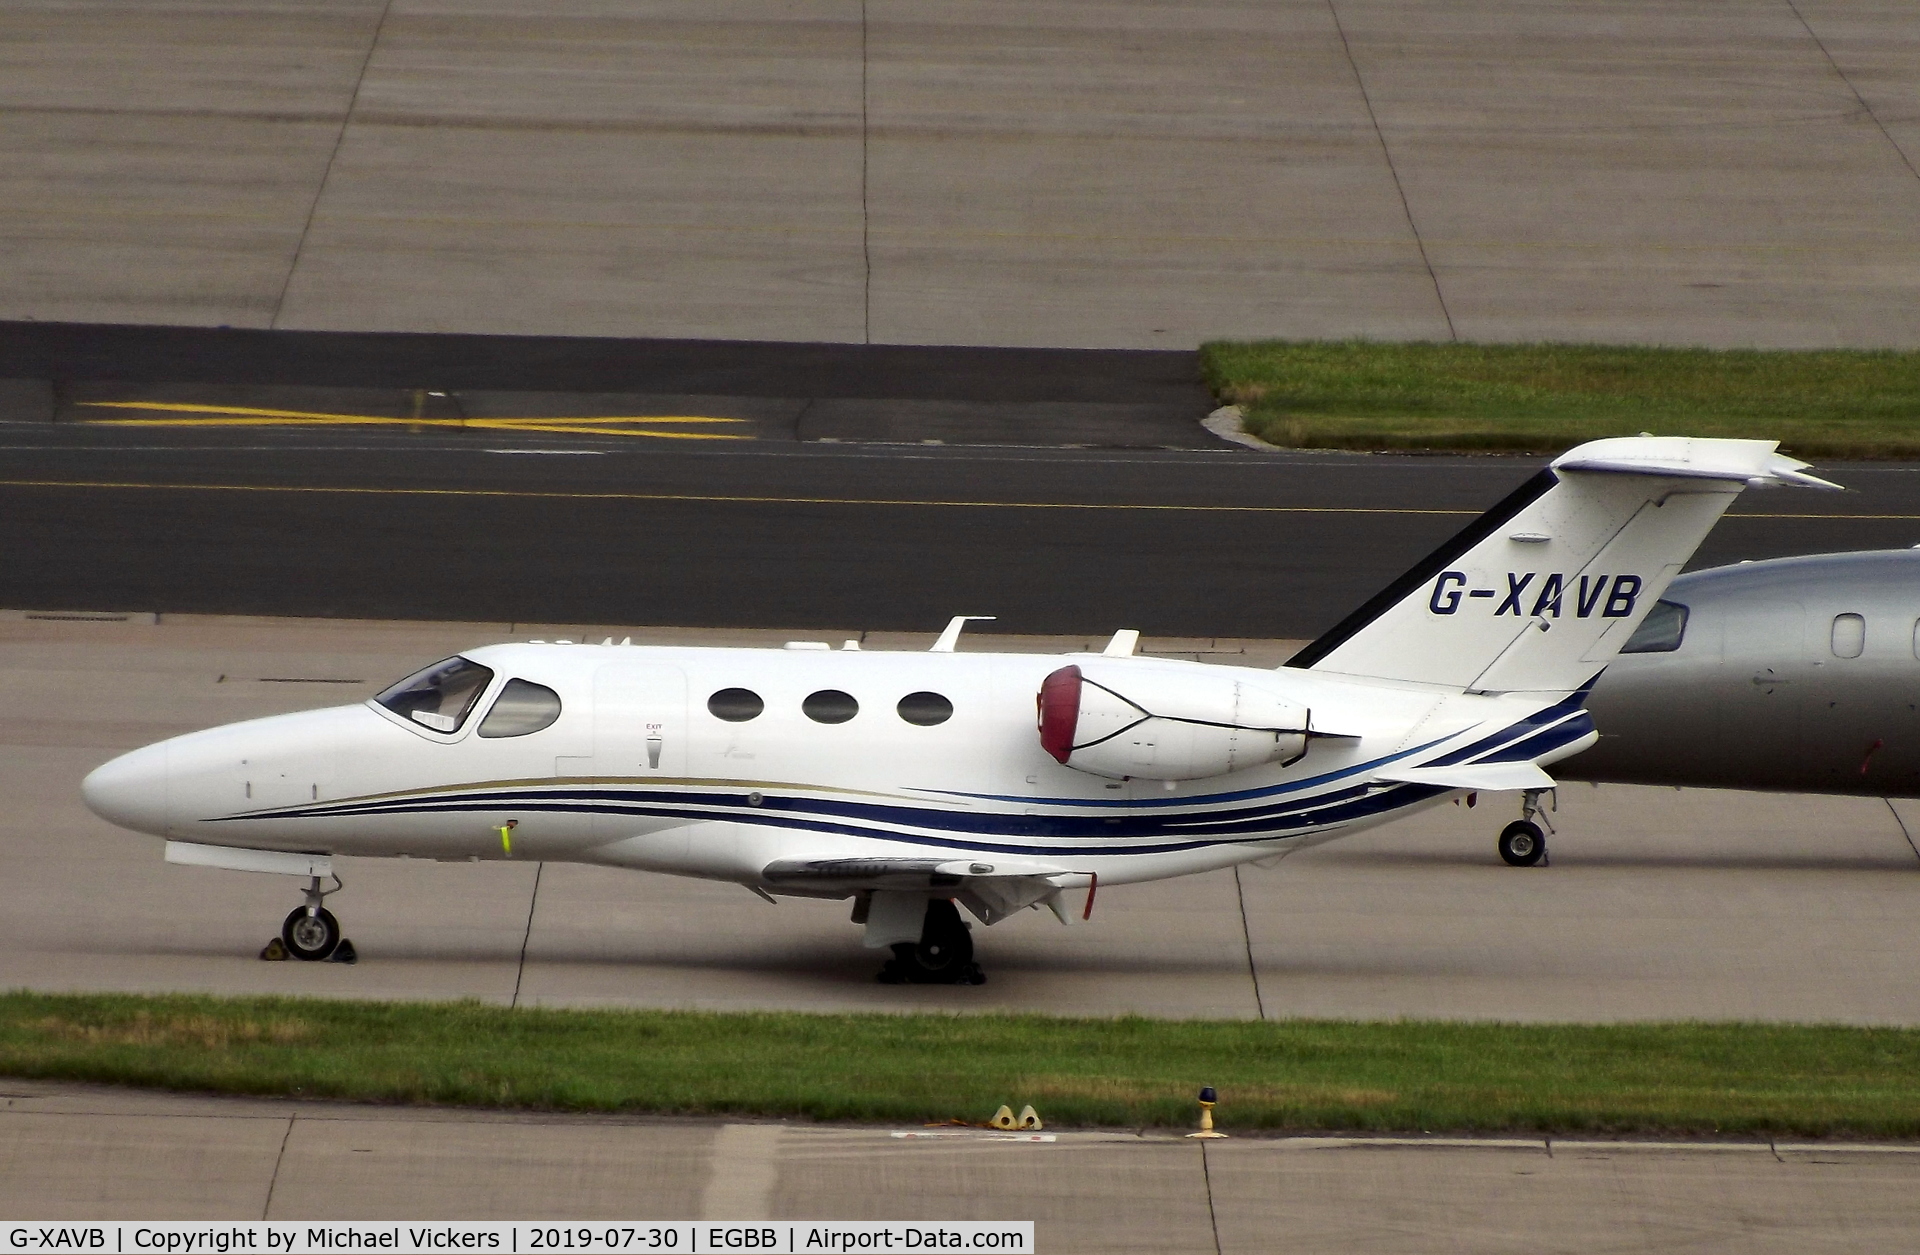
<box><xmin>7</xmin><ymin>417</ymin><xmax>1920</xmax><ymax>638</ymax></box>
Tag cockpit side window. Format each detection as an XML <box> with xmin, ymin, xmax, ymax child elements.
<box><xmin>478</xmin><ymin>678</ymin><xmax>563</xmax><ymax>738</ymax></box>
<box><xmin>1620</xmin><ymin>600</ymin><xmax>1688</xmax><ymax>654</ymax></box>
<box><xmin>375</xmin><ymin>657</ymin><xmax>496</xmax><ymax>733</ymax></box>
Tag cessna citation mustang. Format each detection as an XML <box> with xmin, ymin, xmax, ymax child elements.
<box><xmin>83</xmin><ymin>437</ymin><xmax>1836</xmax><ymax>984</ymax></box>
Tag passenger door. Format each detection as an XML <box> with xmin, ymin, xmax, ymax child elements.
<box><xmin>556</xmin><ymin>663</ymin><xmax>690</xmax><ymax>841</ymax></box>
<box><xmin>593</xmin><ymin>663</ymin><xmax>689</xmax><ymax>778</ymax></box>
<box><xmin>1716</xmin><ymin>599</ymin><xmax>1806</xmax><ymax>783</ymax></box>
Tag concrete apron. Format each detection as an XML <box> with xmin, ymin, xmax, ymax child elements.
<box><xmin>2</xmin><ymin>1082</ymin><xmax>1919</xmax><ymax>1251</ymax></box>
<box><xmin>6</xmin><ymin>611</ymin><xmax>1920</xmax><ymax>1022</ymax></box>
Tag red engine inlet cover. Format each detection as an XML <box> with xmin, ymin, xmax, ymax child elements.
<box><xmin>1037</xmin><ymin>665</ymin><xmax>1083</xmax><ymax>763</ymax></box>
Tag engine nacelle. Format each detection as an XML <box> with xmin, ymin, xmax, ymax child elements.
<box><xmin>1037</xmin><ymin>663</ymin><xmax>1310</xmax><ymax>781</ymax></box>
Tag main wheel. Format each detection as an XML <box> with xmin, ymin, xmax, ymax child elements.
<box><xmin>881</xmin><ymin>900</ymin><xmax>979</xmax><ymax>984</ymax></box>
<box><xmin>1498</xmin><ymin>820</ymin><xmax>1546</xmax><ymax>867</ymax></box>
<box><xmin>281</xmin><ymin>906</ymin><xmax>341</xmax><ymax>961</ymax></box>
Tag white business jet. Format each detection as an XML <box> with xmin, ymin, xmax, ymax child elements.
<box><xmin>82</xmin><ymin>437</ymin><xmax>1837</xmax><ymax>983</ymax></box>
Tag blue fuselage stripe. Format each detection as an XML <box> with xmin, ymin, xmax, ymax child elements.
<box><xmin>207</xmin><ymin>698</ymin><xmax>1594</xmax><ymax>856</ymax></box>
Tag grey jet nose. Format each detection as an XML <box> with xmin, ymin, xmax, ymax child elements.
<box><xmin>82</xmin><ymin>741</ymin><xmax>170</xmax><ymax>835</ymax></box>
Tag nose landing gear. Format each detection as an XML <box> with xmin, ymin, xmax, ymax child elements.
<box><xmin>264</xmin><ymin>874</ymin><xmax>356</xmax><ymax>963</ymax></box>
<box><xmin>1497</xmin><ymin>789</ymin><xmax>1555</xmax><ymax>867</ymax></box>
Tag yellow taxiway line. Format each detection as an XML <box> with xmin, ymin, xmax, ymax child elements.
<box><xmin>0</xmin><ymin>478</ymin><xmax>1473</xmax><ymax>513</ymax></box>
<box><xmin>78</xmin><ymin>401</ymin><xmax>754</xmax><ymax>441</ymax></box>
<box><xmin>0</xmin><ymin>477</ymin><xmax>1911</xmax><ymax>520</ymax></box>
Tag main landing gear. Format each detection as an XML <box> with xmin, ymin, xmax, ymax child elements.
<box><xmin>878</xmin><ymin>899</ymin><xmax>986</xmax><ymax>986</ymax></box>
<box><xmin>1497</xmin><ymin>789</ymin><xmax>1555</xmax><ymax>868</ymax></box>
<box><xmin>263</xmin><ymin>874</ymin><xmax>357</xmax><ymax>963</ymax></box>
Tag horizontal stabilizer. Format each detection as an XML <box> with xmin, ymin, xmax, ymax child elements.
<box><xmin>1372</xmin><ymin>762</ymin><xmax>1555</xmax><ymax>793</ymax></box>
<box><xmin>1550</xmin><ymin>438</ymin><xmax>1841</xmax><ymax>490</ymax></box>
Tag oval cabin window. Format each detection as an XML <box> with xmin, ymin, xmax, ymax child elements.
<box><xmin>896</xmin><ymin>691</ymin><xmax>954</xmax><ymax>726</ymax></box>
<box><xmin>802</xmin><ymin>689</ymin><xmax>859</xmax><ymax>724</ymax></box>
<box><xmin>708</xmin><ymin>688</ymin><xmax>765</xmax><ymax>722</ymax></box>
<box><xmin>1832</xmin><ymin>613</ymin><xmax>1865</xmax><ymax>659</ymax></box>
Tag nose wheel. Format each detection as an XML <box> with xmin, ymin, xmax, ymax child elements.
<box><xmin>263</xmin><ymin>874</ymin><xmax>356</xmax><ymax>963</ymax></box>
<box><xmin>282</xmin><ymin>905</ymin><xmax>341</xmax><ymax>960</ymax></box>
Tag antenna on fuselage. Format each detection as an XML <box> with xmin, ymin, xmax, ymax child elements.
<box><xmin>930</xmin><ymin>615</ymin><xmax>996</xmax><ymax>652</ymax></box>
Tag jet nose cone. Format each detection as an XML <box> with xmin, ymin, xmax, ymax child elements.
<box><xmin>82</xmin><ymin>742</ymin><xmax>170</xmax><ymax>835</ymax></box>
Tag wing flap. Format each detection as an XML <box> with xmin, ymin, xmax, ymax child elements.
<box><xmin>759</xmin><ymin>856</ymin><xmax>1079</xmax><ymax>926</ymax></box>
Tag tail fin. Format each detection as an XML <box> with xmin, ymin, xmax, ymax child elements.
<box><xmin>1288</xmin><ymin>437</ymin><xmax>1838</xmax><ymax>694</ymax></box>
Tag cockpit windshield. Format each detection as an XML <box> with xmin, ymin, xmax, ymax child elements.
<box><xmin>374</xmin><ymin>657</ymin><xmax>496</xmax><ymax>733</ymax></box>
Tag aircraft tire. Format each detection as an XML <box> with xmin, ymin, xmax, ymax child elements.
<box><xmin>282</xmin><ymin>906</ymin><xmax>342</xmax><ymax>961</ymax></box>
<box><xmin>879</xmin><ymin>900</ymin><xmax>979</xmax><ymax>984</ymax></box>
<box><xmin>1497</xmin><ymin>821</ymin><xmax>1546</xmax><ymax>868</ymax></box>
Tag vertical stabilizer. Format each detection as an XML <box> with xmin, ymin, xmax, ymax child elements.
<box><xmin>1287</xmin><ymin>438</ymin><xmax>1838</xmax><ymax>694</ymax></box>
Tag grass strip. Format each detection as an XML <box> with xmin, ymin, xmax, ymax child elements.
<box><xmin>5</xmin><ymin>992</ymin><xmax>1920</xmax><ymax>1137</ymax></box>
<box><xmin>1199</xmin><ymin>340</ymin><xmax>1920</xmax><ymax>457</ymax></box>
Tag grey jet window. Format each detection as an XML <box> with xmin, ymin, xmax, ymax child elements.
<box><xmin>897</xmin><ymin>691</ymin><xmax>954</xmax><ymax>726</ymax></box>
<box><xmin>478</xmin><ymin>679</ymin><xmax>562</xmax><ymax>738</ymax></box>
<box><xmin>1832</xmin><ymin>613</ymin><xmax>1866</xmax><ymax>659</ymax></box>
<box><xmin>803</xmin><ymin>689</ymin><xmax>859</xmax><ymax>724</ymax></box>
<box><xmin>708</xmin><ymin>688</ymin><xmax>764</xmax><ymax>722</ymax></box>
<box><xmin>375</xmin><ymin>657</ymin><xmax>495</xmax><ymax>733</ymax></box>
<box><xmin>1620</xmin><ymin>600</ymin><xmax>1689</xmax><ymax>654</ymax></box>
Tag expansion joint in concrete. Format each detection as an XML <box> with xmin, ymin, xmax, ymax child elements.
<box><xmin>1784</xmin><ymin>0</ymin><xmax>1920</xmax><ymax>187</ymax></box>
<box><xmin>1325</xmin><ymin>0</ymin><xmax>1456</xmax><ymax>341</ymax></box>
<box><xmin>1199</xmin><ymin>1140</ymin><xmax>1224</xmax><ymax>1255</ymax></box>
<box><xmin>1232</xmin><ymin>865</ymin><xmax>1267</xmax><ymax>1020</ymax></box>
<box><xmin>860</xmin><ymin>0</ymin><xmax>872</xmax><ymax>345</ymax></box>
<box><xmin>1884</xmin><ymin>798</ymin><xmax>1920</xmax><ymax>864</ymax></box>
<box><xmin>271</xmin><ymin>0</ymin><xmax>397</xmax><ymax>331</ymax></box>
<box><xmin>511</xmin><ymin>862</ymin><xmax>544</xmax><ymax>1009</ymax></box>
<box><xmin>261</xmin><ymin>1114</ymin><xmax>295</xmax><ymax>1220</ymax></box>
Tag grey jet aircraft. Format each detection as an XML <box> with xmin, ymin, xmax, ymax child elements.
<box><xmin>1565</xmin><ymin>548</ymin><xmax>1920</xmax><ymax>805</ymax></box>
